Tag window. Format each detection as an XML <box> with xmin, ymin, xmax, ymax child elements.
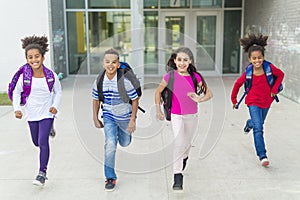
<box><xmin>223</xmin><ymin>10</ymin><xmax>241</xmax><ymax>73</ymax></box>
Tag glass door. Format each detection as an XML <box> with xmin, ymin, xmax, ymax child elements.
<box><xmin>159</xmin><ymin>11</ymin><xmax>220</xmax><ymax>76</ymax></box>
<box><xmin>158</xmin><ymin>12</ymin><xmax>188</xmax><ymax>76</ymax></box>
<box><xmin>194</xmin><ymin>11</ymin><xmax>221</xmax><ymax>75</ymax></box>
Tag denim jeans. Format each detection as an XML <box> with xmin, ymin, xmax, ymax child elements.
<box><xmin>247</xmin><ymin>106</ymin><xmax>270</xmax><ymax>160</ymax></box>
<box><xmin>103</xmin><ymin>117</ymin><xmax>132</xmax><ymax>180</ymax></box>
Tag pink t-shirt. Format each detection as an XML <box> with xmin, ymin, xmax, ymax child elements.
<box><xmin>164</xmin><ymin>71</ymin><xmax>202</xmax><ymax>115</ymax></box>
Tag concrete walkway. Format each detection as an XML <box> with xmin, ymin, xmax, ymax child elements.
<box><xmin>1</xmin><ymin>76</ymin><xmax>300</xmax><ymax>200</ymax></box>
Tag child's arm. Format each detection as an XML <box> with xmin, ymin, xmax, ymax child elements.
<box><xmin>128</xmin><ymin>98</ymin><xmax>138</xmax><ymax>133</ymax></box>
<box><xmin>270</xmin><ymin>64</ymin><xmax>284</xmax><ymax>96</ymax></box>
<box><xmin>155</xmin><ymin>79</ymin><xmax>167</xmax><ymax>121</ymax></box>
<box><xmin>50</xmin><ymin>73</ymin><xmax>62</xmax><ymax>114</ymax></box>
<box><xmin>93</xmin><ymin>99</ymin><xmax>104</xmax><ymax>128</ymax></box>
<box><xmin>187</xmin><ymin>81</ymin><xmax>213</xmax><ymax>103</ymax></box>
<box><xmin>12</xmin><ymin>74</ymin><xmax>23</xmax><ymax>119</ymax></box>
<box><xmin>231</xmin><ymin>72</ymin><xmax>246</xmax><ymax>109</ymax></box>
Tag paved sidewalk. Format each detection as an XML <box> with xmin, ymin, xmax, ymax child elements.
<box><xmin>0</xmin><ymin>76</ymin><xmax>300</xmax><ymax>200</ymax></box>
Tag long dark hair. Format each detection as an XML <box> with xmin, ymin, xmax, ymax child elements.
<box><xmin>240</xmin><ymin>33</ymin><xmax>268</xmax><ymax>58</ymax></box>
<box><xmin>166</xmin><ymin>47</ymin><xmax>208</xmax><ymax>94</ymax></box>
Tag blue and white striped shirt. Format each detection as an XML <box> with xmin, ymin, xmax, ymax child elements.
<box><xmin>92</xmin><ymin>73</ymin><xmax>138</xmax><ymax>121</ymax></box>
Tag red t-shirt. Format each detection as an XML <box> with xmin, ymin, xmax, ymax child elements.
<box><xmin>231</xmin><ymin>63</ymin><xmax>284</xmax><ymax>108</ymax></box>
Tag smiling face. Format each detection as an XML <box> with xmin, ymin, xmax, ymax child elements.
<box><xmin>103</xmin><ymin>53</ymin><xmax>120</xmax><ymax>79</ymax></box>
<box><xmin>26</xmin><ymin>48</ymin><xmax>44</xmax><ymax>70</ymax></box>
<box><xmin>248</xmin><ymin>50</ymin><xmax>264</xmax><ymax>69</ymax></box>
<box><xmin>174</xmin><ymin>52</ymin><xmax>192</xmax><ymax>74</ymax></box>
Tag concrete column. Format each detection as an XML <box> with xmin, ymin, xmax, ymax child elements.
<box><xmin>131</xmin><ymin>0</ymin><xmax>144</xmax><ymax>87</ymax></box>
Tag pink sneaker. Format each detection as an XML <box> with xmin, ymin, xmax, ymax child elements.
<box><xmin>261</xmin><ymin>158</ymin><xmax>269</xmax><ymax>167</ymax></box>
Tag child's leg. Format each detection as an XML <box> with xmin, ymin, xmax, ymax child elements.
<box><xmin>248</xmin><ymin>106</ymin><xmax>270</xmax><ymax>160</ymax></box>
<box><xmin>171</xmin><ymin>114</ymin><xmax>196</xmax><ymax>174</ymax></box>
<box><xmin>28</xmin><ymin>121</ymin><xmax>39</xmax><ymax>147</ymax></box>
<box><xmin>182</xmin><ymin>114</ymin><xmax>198</xmax><ymax>159</ymax></box>
<box><xmin>103</xmin><ymin>117</ymin><xmax>118</xmax><ymax>180</ymax></box>
<box><xmin>117</xmin><ymin>120</ymin><xmax>132</xmax><ymax>147</ymax></box>
<box><xmin>38</xmin><ymin>118</ymin><xmax>54</xmax><ymax>173</ymax></box>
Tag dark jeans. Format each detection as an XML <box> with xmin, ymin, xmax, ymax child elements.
<box><xmin>247</xmin><ymin>106</ymin><xmax>270</xmax><ymax>160</ymax></box>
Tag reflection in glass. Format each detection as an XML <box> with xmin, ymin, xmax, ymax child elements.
<box><xmin>88</xmin><ymin>12</ymin><xmax>131</xmax><ymax>74</ymax></box>
<box><xmin>66</xmin><ymin>0</ymin><xmax>85</xmax><ymax>9</ymax></box>
<box><xmin>165</xmin><ymin>16</ymin><xmax>184</xmax><ymax>52</ymax></box>
<box><xmin>160</xmin><ymin>0</ymin><xmax>190</xmax><ymax>8</ymax></box>
<box><xmin>224</xmin><ymin>0</ymin><xmax>242</xmax><ymax>8</ymax></box>
<box><xmin>88</xmin><ymin>0</ymin><xmax>130</xmax><ymax>8</ymax></box>
<box><xmin>66</xmin><ymin>12</ymin><xmax>87</xmax><ymax>74</ymax></box>
<box><xmin>223</xmin><ymin>10</ymin><xmax>241</xmax><ymax>73</ymax></box>
<box><xmin>192</xmin><ymin>0</ymin><xmax>222</xmax><ymax>8</ymax></box>
<box><xmin>196</xmin><ymin>16</ymin><xmax>216</xmax><ymax>71</ymax></box>
<box><xmin>144</xmin><ymin>0</ymin><xmax>158</xmax><ymax>8</ymax></box>
<box><xmin>144</xmin><ymin>12</ymin><xmax>159</xmax><ymax>74</ymax></box>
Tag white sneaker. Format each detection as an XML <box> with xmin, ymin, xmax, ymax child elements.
<box><xmin>261</xmin><ymin>158</ymin><xmax>269</xmax><ymax>167</ymax></box>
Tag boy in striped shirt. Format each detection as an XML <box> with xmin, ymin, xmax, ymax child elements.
<box><xmin>92</xmin><ymin>48</ymin><xmax>139</xmax><ymax>191</ymax></box>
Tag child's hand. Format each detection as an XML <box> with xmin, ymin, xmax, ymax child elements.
<box><xmin>94</xmin><ymin>119</ymin><xmax>104</xmax><ymax>128</ymax></box>
<box><xmin>127</xmin><ymin>118</ymin><xmax>136</xmax><ymax>133</ymax></box>
<box><xmin>232</xmin><ymin>104</ymin><xmax>237</xmax><ymax>109</ymax></box>
<box><xmin>187</xmin><ymin>92</ymin><xmax>200</xmax><ymax>103</ymax></box>
<box><xmin>15</xmin><ymin>110</ymin><xmax>22</xmax><ymax>119</ymax></box>
<box><xmin>49</xmin><ymin>107</ymin><xmax>58</xmax><ymax>114</ymax></box>
<box><xmin>271</xmin><ymin>93</ymin><xmax>276</xmax><ymax>97</ymax></box>
<box><xmin>156</xmin><ymin>111</ymin><xmax>165</xmax><ymax>121</ymax></box>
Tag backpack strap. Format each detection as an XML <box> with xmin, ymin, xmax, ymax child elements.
<box><xmin>96</xmin><ymin>70</ymin><xmax>106</xmax><ymax>102</ymax></box>
<box><xmin>21</xmin><ymin>64</ymin><xmax>33</xmax><ymax>105</ymax></box>
<box><xmin>43</xmin><ymin>65</ymin><xmax>55</xmax><ymax>92</ymax></box>
<box><xmin>235</xmin><ymin>64</ymin><xmax>253</xmax><ymax>109</ymax></box>
<box><xmin>262</xmin><ymin>60</ymin><xmax>281</xmax><ymax>102</ymax></box>
<box><xmin>166</xmin><ymin>70</ymin><xmax>175</xmax><ymax>109</ymax></box>
<box><xmin>117</xmin><ymin>68</ymin><xmax>130</xmax><ymax>103</ymax></box>
<box><xmin>244</xmin><ymin>64</ymin><xmax>253</xmax><ymax>94</ymax></box>
<box><xmin>8</xmin><ymin>64</ymin><xmax>27</xmax><ymax>101</ymax></box>
<box><xmin>117</xmin><ymin>68</ymin><xmax>145</xmax><ymax>113</ymax></box>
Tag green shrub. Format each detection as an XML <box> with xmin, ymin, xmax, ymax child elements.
<box><xmin>0</xmin><ymin>93</ymin><xmax>12</xmax><ymax>105</ymax></box>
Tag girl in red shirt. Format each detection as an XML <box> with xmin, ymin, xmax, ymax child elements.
<box><xmin>231</xmin><ymin>33</ymin><xmax>284</xmax><ymax>167</ymax></box>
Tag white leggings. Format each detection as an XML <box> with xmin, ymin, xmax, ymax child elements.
<box><xmin>171</xmin><ymin>113</ymin><xmax>198</xmax><ymax>174</ymax></box>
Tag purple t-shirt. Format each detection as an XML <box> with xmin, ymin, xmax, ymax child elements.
<box><xmin>164</xmin><ymin>71</ymin><xmax>202</xmax><ymax>115</ymax></box>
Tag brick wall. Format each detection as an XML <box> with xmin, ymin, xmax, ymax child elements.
<box><xmin>244</xmin><ymin>0</ymin><xmax>300</xmax><ymax>103</ymax></box>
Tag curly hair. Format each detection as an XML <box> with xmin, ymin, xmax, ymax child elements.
<box><xmin>240</xmin><ymin>33</ymin><xmax>268</xmax><ymax>58</ymax></box>
<box><xmin>21</xmin><ymin>35</ymin><xmax>49</xmax><ymax>57</ymax></box>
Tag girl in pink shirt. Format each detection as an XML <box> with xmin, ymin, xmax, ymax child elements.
<box><xmin>155</xmin><ymin>47</ymin><xmax>213</xmax><ymax>191</ymax></box>
<box><xmin>231</xmin><ymin>33</ymin><xmax>284</xmax><ymax>167</ymax></box>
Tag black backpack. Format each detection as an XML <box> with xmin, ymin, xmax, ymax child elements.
<box><xmin>96</xmin><ymin>62</ymin><xmax>145</xmax><ymax>113</ymax></box>
<box><xmin>161</xmin><ymin>71</ymin><xmax>199</xmax><ymax>121</ymax></box>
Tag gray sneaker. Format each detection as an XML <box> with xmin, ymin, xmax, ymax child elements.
<box><xmin>32</xmin><ymin>171</ymin><xmax>48</xmax><ymax>186</ymax></box>
<box><xmin>243</xmin><ymin>119</ymin><xmax>252</xmax><ymax>134</ymax></box>
<box><xmin>50</xmin><ymin>127</ymin><xmax>56</xmax><ymax>138</ymax></box>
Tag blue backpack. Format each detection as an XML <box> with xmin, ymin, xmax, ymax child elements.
<box><xmin>8</xmin><ymin>63</ymin><xmax>55</xmax><ymax>105</ymax></box>
<box><xmin>235</xmin><ymin>60</ymin><xmax>283</xmax><ymax>109</ymax></box>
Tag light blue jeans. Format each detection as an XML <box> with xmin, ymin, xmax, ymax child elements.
<box><xmin>103</xmin><ymin>117</ymin><xmax>132</xmax><ymax>180</ymax></box>
<box><xmin>247</xmin><ymin>106</ymin><xmax>270</xmax><ymax>160</ymax></box>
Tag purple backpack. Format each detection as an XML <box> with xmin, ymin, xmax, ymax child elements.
<box><xmin>8</xmin><ymin>63</ymin><xmax>55</xmax><ymax>105</ymax></box>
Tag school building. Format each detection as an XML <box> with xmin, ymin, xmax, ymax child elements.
<box><xmin>0</xmin><ymin>0</ymin><xmax>299</xmax><ymax>103</ymax></box>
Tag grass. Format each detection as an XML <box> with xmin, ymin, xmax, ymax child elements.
<box><xmin>0</xmin><ymin>93</ymin><xmax>12</xmax><ymax>105</ymax></box>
